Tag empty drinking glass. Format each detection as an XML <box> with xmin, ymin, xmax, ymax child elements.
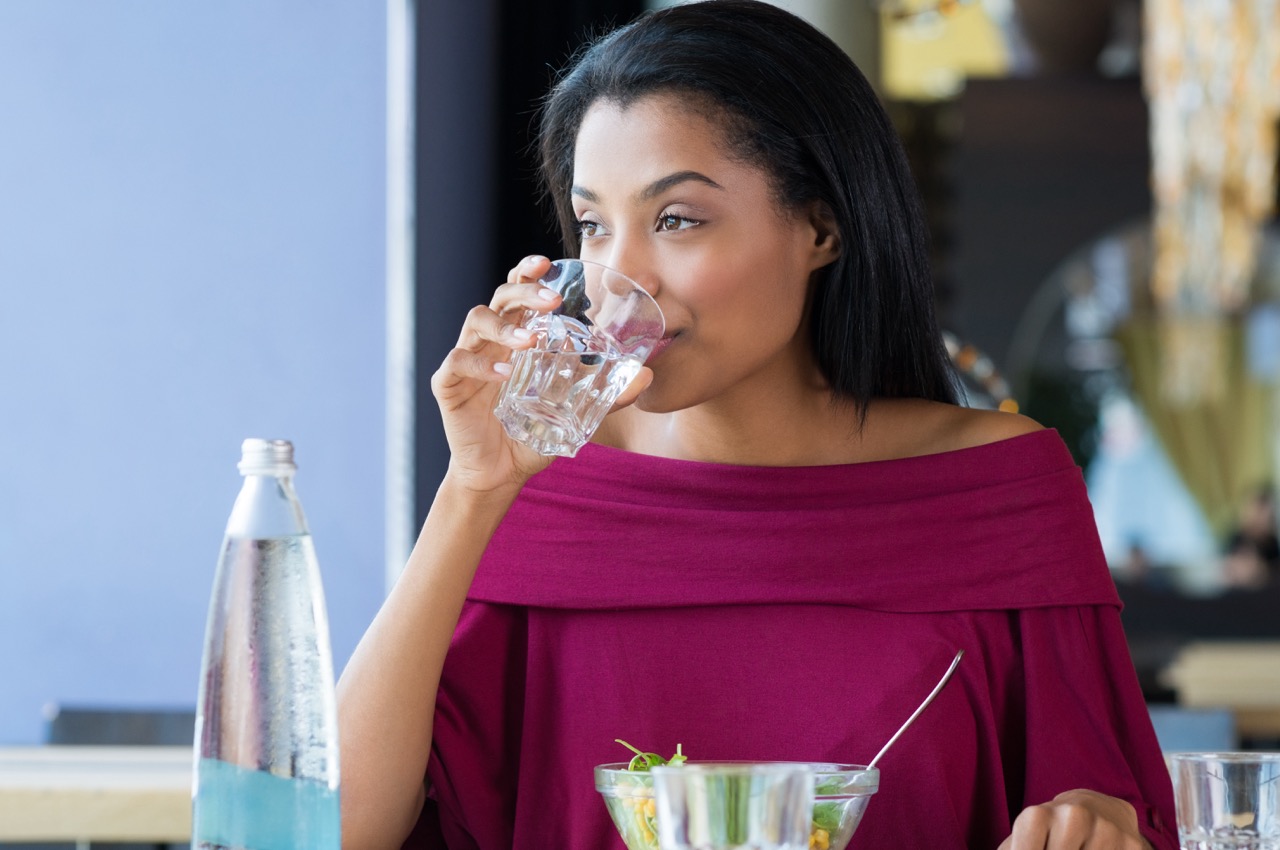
<box><xmin>1172</xmin><ymin>752</ymin><xmax>1280</xmax><ymax>849</ymax></box>
<box><xmin>651</xmin><ymin>763</ymin><xmax>814</xmax><ymax>850</ymax></box>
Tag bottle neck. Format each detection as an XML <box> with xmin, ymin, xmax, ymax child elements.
<box><xmin>225</xmin><ymin>473</ymin><xmax>310</xmax><ymax>539</ymax></box>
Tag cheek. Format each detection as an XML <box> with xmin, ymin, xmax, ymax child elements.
<box><xmin>678</xmin><ymin>252</ymin><xmax>805</xmax><ymax>314</ymax></box>
<box><xmin>719</xmin><ymin>257</ymin><xmax>810</xmax><ymax>332</ymax></box>
<box><xmin>662</xmin><ymin>220</ymin><xmax>814</xmax><ymax>342</ymax></box>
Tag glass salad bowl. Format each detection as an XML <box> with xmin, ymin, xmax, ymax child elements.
<box><xmin>594</xmin><ymin>761</ymin><xmax>879</xmax><ymax>850</ymax></box>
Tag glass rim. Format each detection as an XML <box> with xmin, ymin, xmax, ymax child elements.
<box><xmin>593</xmin><ymin>761</ymin><xmax>879</xmax><ymax>797</ymax></box>
<box><xmin>543</xmin><ymin>257</ymin><xmax>662</xmax><ymax>313</ymax></box>
<box><xmin>649</xmin><ymin>762</ymin><xmax>814</xmax><ymax>777</ymax></box>
<box><xmin>1169</xmin><ymin>751</ymin><xmax>1280</xmax><ymax>763</ymax></box>
<box><xmin>595</xmin><ymin>760</ymin><xmax>876</xmax><ymax>775</ymax></box>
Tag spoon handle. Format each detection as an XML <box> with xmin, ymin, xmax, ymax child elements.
<box><xmin>868</xmin><ymin>649</ymin><xmax>965</xmax><ymax>769</ymax></box>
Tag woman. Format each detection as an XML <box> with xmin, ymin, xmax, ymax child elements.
<box><xmin>337</xmin><ymin>2</ymin><xmax>1177</xmax><ymax>848</ymax></box>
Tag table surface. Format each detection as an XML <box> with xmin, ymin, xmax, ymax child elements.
<box><xmin>1162</xmin><ymin>640</ymin><xmax>1280</xmax><ymax>739</ymax></box>
<box><xmin>0</xmin><ymin>745</ymin><xmax>192</xmax><ymax>842</ymax></box>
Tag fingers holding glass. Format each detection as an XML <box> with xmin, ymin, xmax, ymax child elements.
<box><xmin>454</xmin><ymin>303</ymin><xmax>540</xmax><ymax>365</ymax></box>
<box><xmin>505</xmin><ymin>254</ymin><xmax>553</xmax><ymax>286</ymax></box>
<box><xmin>610</xmin><ymin>366</ymin><xmax>653</xmax><ymax>412</ymax></box>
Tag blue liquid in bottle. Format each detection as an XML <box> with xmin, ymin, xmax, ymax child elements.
<box><xmin>194</xmin><ymin>758</ymin><xmax>339</xmax><ymax>850</ymax></box>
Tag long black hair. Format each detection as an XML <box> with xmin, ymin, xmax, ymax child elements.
<box><xmin>538</xmin><ymin>0</ymin><xmax>958</xmax><ymax>415</ymax></box>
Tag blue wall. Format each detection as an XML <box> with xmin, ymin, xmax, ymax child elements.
<box><xmin>0</xmin><ymin>2</ymin><xmax>386</xmax><ymax>744</ymax></box>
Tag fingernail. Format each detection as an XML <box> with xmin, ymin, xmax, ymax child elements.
<box><xmin>511</xmin><ymin>327</ymin><xmax>534</xmax><ymax>341</ymax></box>
<box><xmin>537</xmin><ymin>288</ymin><xmax>559</xmax><ymax>301</ymax></box>
<box><xmin>493</xmin><ymin>361</ymin><xmax>512</xmax><ymax>376</ymax></box>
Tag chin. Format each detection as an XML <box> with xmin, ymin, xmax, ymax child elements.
<box><xmin>632</xmin><ymin>376</ymin><xmax>696</xmax><ymax>415</ymax></box>
<box><xmin>633</xmin><ymin>392</ymin><xmax>673</xmax><ymax>415</ymax></box>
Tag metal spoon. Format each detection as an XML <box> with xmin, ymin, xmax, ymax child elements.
<box><xmin>867</xmin><ymin>649</ymin><xmax>965</xmax><ymax>769</ymax></box>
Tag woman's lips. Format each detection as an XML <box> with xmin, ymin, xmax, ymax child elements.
<box><xmin>646</xmin><ymin>334</ymin><xmax>677</xmax><ymax>363</ymax></box>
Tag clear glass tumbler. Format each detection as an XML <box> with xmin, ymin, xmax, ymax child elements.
<box><xmin>651</xmin><ymin>762</ymin><xmax>814</xmax><ymax>850</ymax></box>
<box><xmin>1172</xmin><ymin>752</ymin><xmax>1280</xmax><ymax>849</ymax></box>
<box><xmin>492</xmin><ymin>258</ymin><xmax>664</xmax><ymax>457</ymax></box>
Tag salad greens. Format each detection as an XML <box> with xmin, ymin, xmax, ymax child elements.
<box><xmin>615</xmin><ymin>739</ymin><xmax>687</xmax><ymax>772</ymax></box>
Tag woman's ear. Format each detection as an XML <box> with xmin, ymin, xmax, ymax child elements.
<box><xmin>805</xmin><ymin>200</ymin><xmax>841</xmax><ymax>269</ymax></box>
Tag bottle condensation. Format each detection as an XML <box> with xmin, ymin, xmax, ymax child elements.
<box><xmin>193</xmin><ymin>439</ymin><xmax>341</xmax><ymax>849</ymax></box>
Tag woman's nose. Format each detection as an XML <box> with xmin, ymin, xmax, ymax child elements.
<box><xmin>604</xmin><ymin>245</ymin><xmax>660</xmax><ymax>298</ymax></box>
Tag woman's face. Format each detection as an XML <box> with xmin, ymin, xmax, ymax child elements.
<box><xmin>570</xmin><ymin>93</ymin><xmax>838</xmax><ymax>413</ymax></box>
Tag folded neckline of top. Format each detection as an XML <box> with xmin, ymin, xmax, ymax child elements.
<box><xmin>574</xmin><ymin>426</ymin><xmax>1062</xmax><ymax>474</ymax></box>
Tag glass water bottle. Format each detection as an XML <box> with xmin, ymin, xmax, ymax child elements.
<box><xmin>193</xmin><ymin>439</ymin><xmax>340</xmax><ymax>849</ymax></box>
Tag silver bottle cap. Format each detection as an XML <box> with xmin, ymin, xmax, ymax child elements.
<box><xmin>237</xmin><ymin>438</ymin><xmax>297</xmax><ymax>476</ymax></box>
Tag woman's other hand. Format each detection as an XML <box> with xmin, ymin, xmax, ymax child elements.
<box><xmin>1000</xmin><ymin>790</ymin><xmax>1152</xmax><ymax>849</ymax></box>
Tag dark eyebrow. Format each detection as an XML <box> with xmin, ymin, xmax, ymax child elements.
<box><xmin>637</xmin><ymin>170</ymin><xmax>723</xmax><ymax>202</ymax></box>
<box><xmin>570</xmin><ymin>170</ymin><xmax>724</xmax><ymax>206</ymax></box>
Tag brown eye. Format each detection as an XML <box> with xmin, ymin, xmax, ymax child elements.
<box><xmin>657</xmin><ymin>214</ymin><xmax>698</xmax><ymax>232</ymax></box>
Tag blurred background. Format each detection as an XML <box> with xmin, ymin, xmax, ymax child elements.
<box><xmin>0</xmin><ymin>1</ymin><xmax>387</xmax><ymax>747</ymax></box>
<box><xmin>2</xmin><ymin>0</ymin><xmax>1278</xmax><ymax>755</ymax></box>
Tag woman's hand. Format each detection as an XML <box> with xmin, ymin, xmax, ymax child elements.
<box><xmin>430</xmin><ymin>255</ymin><xmax>561</xmax><ymax>494</ymax></box>
<box><xmin>1000</xmin><ymin>790</ymin><xmax>1152</xmax><ymax>850</ymax></box>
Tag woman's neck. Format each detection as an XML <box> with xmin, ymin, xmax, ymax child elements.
<box><xmin>599</xmin><ymin>376</ymin><xmax>864</xmax><ymax>467</ymax></box>
<box><xmin>597</xmin><ymin>394</ymin><xmax>1014</xmax><ymax>468</ymax></box>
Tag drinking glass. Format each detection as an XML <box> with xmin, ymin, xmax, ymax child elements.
<box><xmin>651</xmin><ymin>763</ymin><xmax>815</xmax><ymax>850</ymax></box>
<box><xmin>1172</xmin><ymin>752</ymin><xmax>1280</xmax><ymax>849</ymax></box>
<box><xmin>492</xmin><ymin>258</ymin><xmax>664</xmax><ymax>457</ymax></box>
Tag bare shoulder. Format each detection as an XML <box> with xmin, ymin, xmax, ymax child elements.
<box><xmin>938</xmin><ymin>404</ymin><xmax>1045</xmax><ymax>452</ymax></box>
<box><xmin>866</xmin><ymin>398</ymin><xmax>1045</xmax><ymax>460</ymax></box>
